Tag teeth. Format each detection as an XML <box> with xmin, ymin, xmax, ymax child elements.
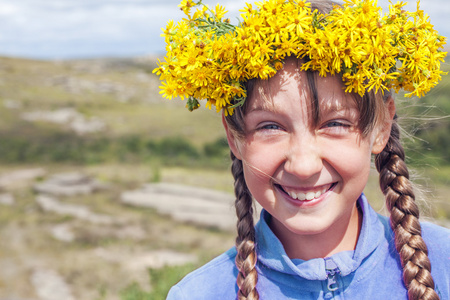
<box><xmin>285</xmin><ymin>186</ymin><xmax>330</xmax><ymax>201</ymax></box>
<box><xmin>305</xmin><ymin>192</ymin><xmax>315</xmax><ymax>200</ymax></box>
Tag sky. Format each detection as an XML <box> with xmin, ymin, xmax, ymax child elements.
<box><xmin>0</xmin><ymin>0</ymin><xmax>449</xmax><ymax>60</ymax></box>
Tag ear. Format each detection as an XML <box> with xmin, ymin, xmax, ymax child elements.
<box><xmin>222</xmin><ymin>114</ymin><xmax>243</xmax><ymax>160</ymax></box>
<box><xmin>371</xmin><ymin>96</ymin><xmax>396</xmax><ymax>154</ymax></box>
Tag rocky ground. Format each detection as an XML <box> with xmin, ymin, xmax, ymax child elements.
<box><xmin>0</xmin><ymin>167</ymin><xmax>237</xmax><ymax>300</ymax></box>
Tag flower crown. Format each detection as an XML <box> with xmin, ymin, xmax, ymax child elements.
<box><xmin>153</xmin><ymin>0</ymin><xmax>447</xmax><ymax>115</ymax></box>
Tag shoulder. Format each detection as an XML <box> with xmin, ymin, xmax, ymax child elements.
<box><xmin>420</xmin><ymin>220</ymin><xmax>450</xmax><ymax>239</ymax></box>
<box><xmin>421</xmin><ymin>222</ymin><xmax>450</xmax><ymax>299</ymax></box>
<box><xmin>376</xmin><ymin>214</ymin><xmax>450</xmax><ymax>240</ymax></box>
<box><xmin>377</xmin><ymin>215</ymin><xmax>450</xmax><ymax>298</ymax></box>
<box><xmin>166</xmin><ymin>247</ymin><xmax>238</xmax><ymax>300</ymax></box>
<box><xmin>420</xmin><ymin>221</ymin><xmax>450</xmax><ymax>258</ymax></box>
<box><xmin>377</xmin><ymin>214</ymin><xmax>450</xmax><ymax>255</ymax></box>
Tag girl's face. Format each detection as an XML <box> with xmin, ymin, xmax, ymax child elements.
<box><xmin>225</xmin><ymin>58</ymin><xmax>391</xmax><ymax>258</ymax></box>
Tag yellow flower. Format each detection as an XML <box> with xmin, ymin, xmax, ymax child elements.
<box><xmin>213</xmin><ymin>4</ymin><xmax>227</xmax><ymax>20</ymax></box>
<box><xmin>251</xmin><ymin>61</ymin><xmax>276</xmax><ymax>79</ymax></box>
<box><xmin>159</xmin><ymin>81</ymin><xmax>177</xmax><ymax>100</ymax></box>
<box><xmin>179</xmin><ymin>49</ymin><xmax>203</xmax><ymax>71</ymax></box>
<box><xmin>242</xmin><ymin>15</ymin><xmax>268</xmax><ymax>40</ymax></box>
<box><xmin>286</xmin><ymin>2</ymin><xmax>311</xmax><ymax>35</ymax></box>
<box><xmin>178</xmin><ymin>0</ymin><xmax>195</xmax><ymax>16</ymax></box>
<box><xmin>189</xmin><ymin>5</ymin><xmax>209</xmax><ymax>22</ymax></box>
<box><xmin>274</xmin><ymin>61</ymin><xmax>283</xmax><ymax>70</ymax></box>
<box><xmin>190</xmin><ymin>69</ymin><xmax>209</xmax><ymax>87</ymax></box>
<box><xmin>161</xmin><ymin>20</ymin><xmax>175</xmax><ymax>40</ymax></box>
<box><xmin>275</xmin><ymin>35</ymin><xmax>300</xmax><ymax>59</ymax></box>
<box><xmin>154</xmin><ymin>0</ymin><xmax>447</xmax><ymax>114</ymax></box>
<box><xmin>256</xmin><ymin>38</ymin><xmax>275</xmax><ymax>60</ymax></box>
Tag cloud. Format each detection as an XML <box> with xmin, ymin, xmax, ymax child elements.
<box><xmin>0</xmin><ymin>0</ymin><xmax>448</xmax><ymax>59</ymax></box>
<box><xmin>0</xmin><ymin>0</ymin><xmax>182</xmax><ymax>58</ymax></box>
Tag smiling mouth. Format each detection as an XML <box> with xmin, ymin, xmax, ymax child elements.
<box><xmin>276</xmin><ymin>183</ymin><xmax>337</xmax><ymax>201</ymax></box>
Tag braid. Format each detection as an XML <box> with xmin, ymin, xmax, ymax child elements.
<box><xmin>375</xmin><ymin>117</ymin><xmax>439</xmax><ymax>300</ymax></box>
<box><xmin>231</xmin><ymin>151</ymin><xmax>259</xmax><ymax>300</ymax></box>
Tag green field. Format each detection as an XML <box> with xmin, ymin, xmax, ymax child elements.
<box><xmin>0</xmin><ymin>55</ymin><xmax>448</xmax><ymax>299</ymax></box>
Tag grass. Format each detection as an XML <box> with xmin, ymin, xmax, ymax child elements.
<box><xmin>0</xmin><ymin>56</ymin><xmax>226</xmax><ymax>147</ymax></box>
<box><xmin>120</xmin><ymin>263</ymin><xmax>202</xmax><ymax>300</ymax></box>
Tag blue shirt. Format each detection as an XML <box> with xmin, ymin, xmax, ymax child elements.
<box><xmin>167</xmin><ymin>194</ymin><xmax>450</xmax><ymax>299</ymax></box>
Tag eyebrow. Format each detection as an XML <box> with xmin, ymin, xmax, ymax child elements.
<box><xmin>246</xmin><ymin>106</ymin><xmax>274</xmax><ymax>114</ymax></box>
<box><xmin>246</xmin><ymin>99</ymin><xmax>356</xmax><ymax>115</ymax></box>
<box><xmin>318</xmin><ymin>96</ymin><xmax>358</xmax><ymax>115</ymax></box>
<box><xmin>245</xmin><ymin>95</ymin><xmax>281</xmax><ymax>114</ymax></box>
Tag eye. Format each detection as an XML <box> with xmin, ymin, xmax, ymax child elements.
<box><xmin>260</xmin><ymin>123</ymin><xmax>281</xmax><ymax>130</ymax></box>
<box><xmin>324</xmin><ymin>121</ymin><xmax>348</xmax><ymax>128</ymax></box>
<box><xmin>253</xmin><ymin>122</ymin><xmax>285</xmax><ymax>136</ymax></box>
<box><xmin>320</xmin><ymin>119</ymin><xmax>352</xmax><ymax>135</ymax></box>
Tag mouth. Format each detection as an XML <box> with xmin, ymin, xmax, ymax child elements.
<box><xmin>275</xmin><ymin>183</ymin><xmax>337</xmax><ymax>201</ymax></box>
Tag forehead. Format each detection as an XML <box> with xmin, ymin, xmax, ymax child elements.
<box><xmin>246</xmin><ymin>59</ymin><xmax>357</xmax><ymax>115</ymax></box>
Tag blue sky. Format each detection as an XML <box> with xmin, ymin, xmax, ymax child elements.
<box><xmin>0</xmin><ymin>0</ymin><xmax>448</xmax><ymax>60</ymax></box>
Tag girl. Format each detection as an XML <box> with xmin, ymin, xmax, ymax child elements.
<box><xmin>155</xmin><ymin>0</ymin><xmax>449</xmax><ymax>299</ymax></box>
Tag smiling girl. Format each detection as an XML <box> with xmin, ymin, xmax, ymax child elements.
<box><xmin>155</xmin><ymin>0</ymin><xmax>449</xmax><ymax>299</ymax></box>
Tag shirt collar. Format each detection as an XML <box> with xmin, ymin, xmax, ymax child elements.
<box><xmin>255</xmin><ymin>194</ymin><xmax>385</xmax><ymax>280</ymax></box>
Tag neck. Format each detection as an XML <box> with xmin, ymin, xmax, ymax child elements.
<box><xmin>270</xmin><ymin>203</ymin><xmax>362</xmax><ymax>261</ymax></box>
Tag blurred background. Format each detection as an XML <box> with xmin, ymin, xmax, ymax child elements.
<box><xmin>0</xmin><ymin>0</ymin><xmax>448</xmax><ymax>299</ymax></box>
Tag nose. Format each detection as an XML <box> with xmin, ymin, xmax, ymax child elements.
<box><xmin>283</xmin><ymin>133</ymin><xmax>323</xmax><ymax>180</ymax></box>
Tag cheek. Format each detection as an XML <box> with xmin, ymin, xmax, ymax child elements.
<box><xmin>243</xmin><ymin>149</ymin><xmax>277</xmax><ymax>184</ymax></box>
<box><xmin>331</xmin><ymin>143</ymin><xmax>373</xmax><ymax>183</ymax></box>
<box><xmin>241</xmin><ymin>143</ymin><xmax>284</xmax><ymax>198</ymax></box>
<box><xmin>242</xmin><ymin>139</ymin><xmax>285</xmax><ymax>174</ymax></box>
<box><xmin>242</xmin><ymin>161</ymin><xmax>272</xmax><ymax>208</ymax></box>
